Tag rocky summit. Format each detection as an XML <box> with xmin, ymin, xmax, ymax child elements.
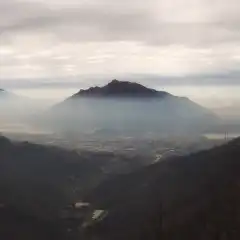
<box><xmin>73</xmin><ymin>79</ymin><xmax>170</xmax><ymax>98</ymax></box>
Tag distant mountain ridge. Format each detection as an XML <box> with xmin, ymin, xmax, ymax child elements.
<box><xmin>50</xmin><ymin>80</ymin><xmax>218</xmax><ymax>136</ymax></box>
<box><xmin>71</xmin><ymin>79</ymin><xmax>171</xmax><ymax>98</ymax></box>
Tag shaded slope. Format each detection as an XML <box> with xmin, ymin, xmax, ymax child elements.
<box><xmin>0</xmin><ymin>136</ymin><xmax>149</xmax><ymax>220</ymax></box>
<box><xmin>84</xmin><ymin>138</ymin><xmax>240</xmax><ymax>240</ymax></box>
<box><xmin>0</xmin><ymin>136</ymin><xmax>156</xmax><ymax>239</ymax></box>
<box><xmin>0</xmin><ymin>205</ymin><xmax>66</xmax><ymax>240</ymax></box>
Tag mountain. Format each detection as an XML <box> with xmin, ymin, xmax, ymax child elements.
<box><xmin>83</xmin><ymin>138</ymin><xmax>240</xmax><ymax>240</ymax></box>
<box><xmin>0</xmin><ymin>135</ymin><xmax>150</xmax><ymax>220</ymax></box>
<box><xmin>1</xmin><ymin>135</ymin><xmax>240</xmax><ymax>239</ymax></box>
<box><xmin>0</xmin><ymin>135</ymin><xmax>153</xmax><ymax>239</ymax></box>
<box><xmin>51</xmin><ymin>80</ymin><xmax>218</xmax><ymax>136</ymax></box>
<box><xmin>71</xmin><ymin>79</ymin><xmax>170</xmax><ymax>98</ymax></box>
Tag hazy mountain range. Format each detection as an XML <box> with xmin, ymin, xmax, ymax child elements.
<box><xmin>3</xmin><ymin>80</ymin><xmax>237</xmax><ymax>138</ymax></box>
<box><xmin>49</xmin><ymin>80</ymin><xmax>218</xmax><ymax>136</ymax></box>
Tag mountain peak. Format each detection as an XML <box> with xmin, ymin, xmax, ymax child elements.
<box><xmin>107</xmin><ymin>79</ymin><xmax>120</xmax><ymax>85</ymax></box>
<box><xmin>74</xmin><ymin>80</ymin><xmax>170</xmax><ymax>98</ymax></box>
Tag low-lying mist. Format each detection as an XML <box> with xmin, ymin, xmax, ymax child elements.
<box><xmin>1</xmin><ymin>90</ymin><xmax>240</xmax><ymax>147</ymax></box>
<box><xmin>44</xmin><ymin>96</ymin><xmax>217</xmax><ymax>137</ymax></box>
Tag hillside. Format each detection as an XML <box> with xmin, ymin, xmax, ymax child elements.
<box><xmin>0</xmin><ymin>205</ymin><xmax>66</xmax><ymax>240</ymax></box>
<box><xmin>0</xmin><ymin>135</ymin><xmax>151</xmax><ymax>220</ymax></box>
<box><xmin>1</xmin><ymin>135</ymin><xmax>240</xmax><ymax>239</ymax></box>
<box><xmin>51</xmin><ymin>80</ymin><xmax>217</xmax><ymax>136</ymax></box>
<box><xmin>83</xmin><ymin>138</ymin><xmax>240</xmax><ymax>240</ymax></box>
<box><xmin>0</xmin><ymin>135</ymin><xmax>156</xmax><ymax>239</ymax></box>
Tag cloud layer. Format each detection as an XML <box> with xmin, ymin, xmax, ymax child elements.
<box><xmin>0</xmin><ymin>0</ymin><xmax>240</xmax><ymax>83</ymax></box>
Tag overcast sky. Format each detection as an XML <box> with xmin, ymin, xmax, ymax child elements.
<box><xmin>0</xmin><ymin>0</ymin><xmax>240</xmax><ymax>90</ymax></box>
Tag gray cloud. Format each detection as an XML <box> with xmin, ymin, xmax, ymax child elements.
<box><xmin>1</xmin><ymin>0</ymin><xmax>240</xmax><ymax>46</ymax></box>
<box><xmin>0</xmin><ymin>0</ymin><xmax>240</xmax><ymax>81</ymax></box>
